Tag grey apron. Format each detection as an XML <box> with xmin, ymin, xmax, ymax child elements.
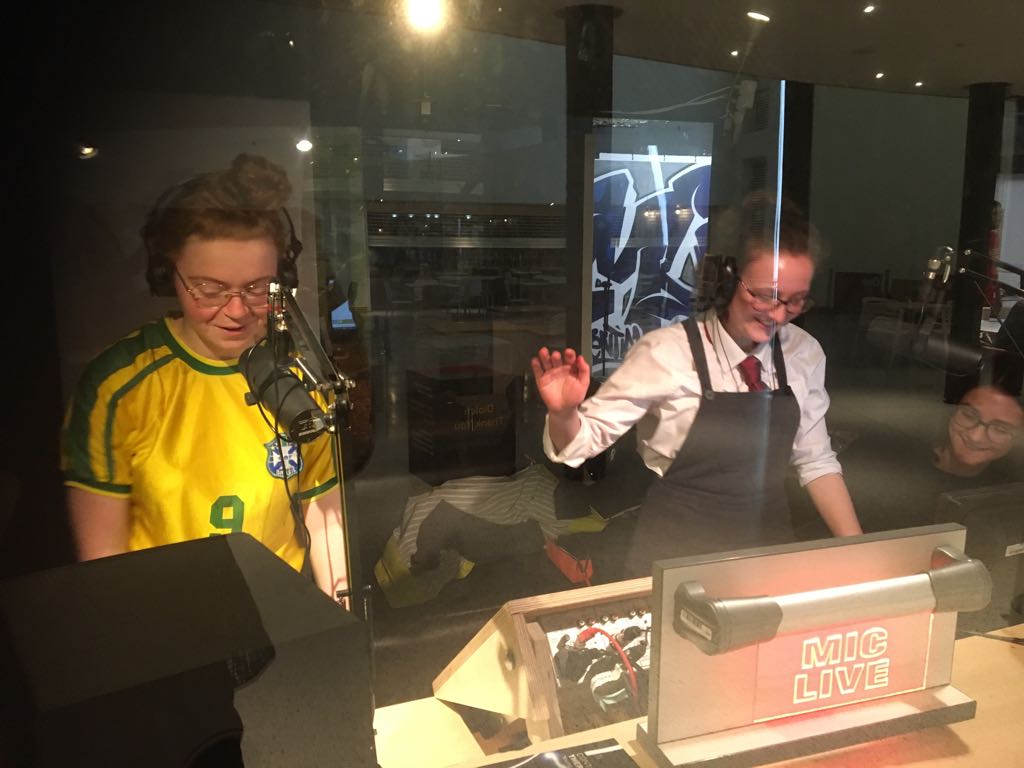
<box><xmin>623</xmin><ymin>317</ymin><xmax>801</xmax><ymax>577</ymax></box>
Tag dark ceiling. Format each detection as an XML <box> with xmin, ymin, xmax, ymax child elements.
<box><xmin>449</xmin><ymin>0</ymin><xmax>1024</xmax><ymax>98</ymax></box>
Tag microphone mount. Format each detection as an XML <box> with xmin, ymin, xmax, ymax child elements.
<box><xmin>962</xmin><ymin>248</ymin><xmax>1024</xmax><ymax>280</ymax></box>
<box><xmin>957</xmin><ymin>268</ymin><xmax>1024</xmax><ymax>299</ymax></box>
<box><xmin>266</xmin><ymin>281</ymin><xmax>356</xmax><ymax>432</ymax></box>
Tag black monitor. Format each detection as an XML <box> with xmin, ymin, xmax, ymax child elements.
<box><xmin>935</xmin><ymin>482</ymin><xmax>1024</xmax><ymax>632</ymax></box>
<box><xmin>0</xmin><ymin>534</ymin><xmax>375</xmax><ymax>767</ymax></box>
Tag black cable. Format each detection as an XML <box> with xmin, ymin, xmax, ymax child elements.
<box><xmin>271</xmin><ymin>389</ymin><xmax>313</xmax><ymax>569</ymax></box>
<box><xmin>957</xmin><ymin>629</ymin><xmax>1024</xmax><ymax>646</ymax></box>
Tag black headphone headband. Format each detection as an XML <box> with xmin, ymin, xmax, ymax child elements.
<box><xmin>142</xmin><ymin>180</ymin><xmax>302</xmax><ymax>297</ymax></box>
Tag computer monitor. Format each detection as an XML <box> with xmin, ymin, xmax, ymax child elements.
<box><xmin>935</xmin><ymin>482</ymin><xmax>1024</xmax><ymax>632</ymax></box>
<box><xmin>330</xmin><ymin>299</ymin><xmax>358</xmax><ymax>331</ymax></box>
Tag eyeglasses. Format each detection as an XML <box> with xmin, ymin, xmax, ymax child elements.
<box><xmin>738</xmin><ymin>279</ymin><xmax>814</xmax><ymax>314</ymax></box>
<box><xmin>174</xmin><ymin>266</ymin><xmax>274</xmax><ymax>309</ymax></box>
<box><xmin>952</xmin><ymin>404</ymin><xmax>1020</xmax><ymax>445</ymax></box>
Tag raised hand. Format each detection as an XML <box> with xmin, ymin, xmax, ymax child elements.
<box><xmin>530</xmin><ymin>347</ymin><xmax>590</xmax><ymax>414</ymax></box>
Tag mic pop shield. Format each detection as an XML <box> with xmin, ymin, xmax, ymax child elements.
<box><xmin>242</xmin><ymin>344</ymin><xmax>327</xmax><ymax>443</ymax></box>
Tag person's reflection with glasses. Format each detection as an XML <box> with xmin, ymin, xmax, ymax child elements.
<box><xmin>935</xmin><ymin>385</ymin><xmax>1023</xmax><ymax>478</ymax></box>
<box><xmin>533</xmin><ymin>194</ymin><xmax>862</xmax><ymax>579</ymax></box>
<box><xmin>61</xmin><ymin>154</ymin><xmax>347</xmax><ymax>601</ymax></box>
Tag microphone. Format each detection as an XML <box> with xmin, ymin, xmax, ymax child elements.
<box><xmin>927</xmin><ymin>246</ymin><xmax>954</xmax><ymax>285</ymax></box>
<box><xmin>920</xmin><ymin>246</ymin><xmax>955</xmax><ymax>302</ymax></box>
<box><xmin>865</xmin><ymin>318</ymin><xmax>982</xmax><ymax>375</ymax></box>
<box><xmin>242</xmin><ymin>343</ymin><xmax>328</xmax><ymax>443</ymax></box>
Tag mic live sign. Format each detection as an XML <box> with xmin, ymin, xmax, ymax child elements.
<box><xmin>752</xmin><ymin>612</ymin><xmax>931</xmax><ymax>721</ymax></box>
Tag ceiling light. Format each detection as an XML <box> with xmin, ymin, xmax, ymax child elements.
<box><xmin>405</xmin><ymin>0</ymin><xmax>447</xmax><ymax>33</ymax></box>
<box><xmin>875</xmin><ymin>72</ymin><xmax>884</xmax><ymax>79</ymax></box>
<box><xmin>863</xmin><ymin>5</ymin><xmax>875</xmax><ymax>13</ymax></box>
<box><xmin>730</xmin><ymin>49</ymin><xmax>740</xmax><ymax>57</ymax></box>
<box><xmin>914</xmin><ymin>81</ymin><xmax>923</xmax><ymax>87</ymax></box>
<box><xmin>296</xmin><ymin>139</ymin><xmax>313</xmax><ymax>152</ymax></box>
<box><xmin>747</xmin><ymin>11</ymin><xmax>770</xmax><ymax>22</ymax></box>
<box><xmin>77</xmin><ymin>145</ymin><xmax>98</xmax><ymax>160</ymax></box>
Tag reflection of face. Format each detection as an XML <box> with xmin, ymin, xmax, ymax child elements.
<box><xmin>172</xmin><ymin>236</ymin><xmax>278</xmax><ymax>361</ymax></box>
<box><xmin>722</xmin><ymin>250</ymin><xmax>814</xmax><ymax>352</ymax></box>
<box><xmin>947</xmin><ymin>387</ymin><xmax>1023</xmax><ymax>468</ymax></box>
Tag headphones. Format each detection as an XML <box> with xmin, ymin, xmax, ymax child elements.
<box><xmin>695</xmin><ymin>253</ymin><xmax>738</xmax><ymax>312</ymax></box>
<box><xmin>142</xmin><ymin>178</ymin><xmax>303</xmax><ymax>297</ymax></box>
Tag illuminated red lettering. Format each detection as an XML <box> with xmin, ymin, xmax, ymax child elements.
<box><xmin>792</xmin><ymin>627</ymin><xmax>892</xmax><ymax>704</ymax></box>
<box><xmin>860</xmin><ymin>627</ymin><xmax>888</xmax><ymax>659</ymax></box>
<box><xmin>801</xmin><ymin>628</ymin><xmax>888</xmax><ymax>669</ymax></box>
<box><xmin>835</xmin><ymin>663</ymin><xmax>864</xmax><ymax>694</ymax></box>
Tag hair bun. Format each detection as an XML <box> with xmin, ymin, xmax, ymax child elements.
<box><xmin>228</xmin><ymin>153</ymin><xmax>292</xmax><ymax>210</ymax></box>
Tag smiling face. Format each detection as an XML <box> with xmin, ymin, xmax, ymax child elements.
<box><xmin>946</xmin><ymin>386</ymin><xmax>1023</xmax><ymax>470</ymax></box>
<box><xmin>171</xmin><ymin>236</ymin><xmax>279</xmax><ymax>361</ymax></box>
<box><xmin>721</xmin><ymin>249</ymin><xmax>814</xmax><ymax>352</ymax></box>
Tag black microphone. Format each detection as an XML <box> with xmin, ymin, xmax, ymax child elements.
<box><xmin>920</xmin><ymin>246</ymin><xmax>955</xmax><ymax>302</ymax></box>
<box><xmin>241</xmin><ymin>343</ymin><xmax>328</xmax><ymax>443</ymax></box>
<box><xmin>925</xmin><ymin>246</ymin><xmax>954</xmax><ymax>284</ymax></box>
<box><xmin>865</xmin><ymin>319</ymin><xmax>982</xmax><ymax>375</ymax></box>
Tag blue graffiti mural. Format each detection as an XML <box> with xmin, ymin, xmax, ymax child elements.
<box><xmin>591</xmin><ymin>148</ymin><xmax>711</xmax><ymax>374</ymax></box>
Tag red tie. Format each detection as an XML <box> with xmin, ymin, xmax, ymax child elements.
<box><xmin>738</xmin><ymin>355</ymin><xmax>767</xmax><ymax>392</ymax></box>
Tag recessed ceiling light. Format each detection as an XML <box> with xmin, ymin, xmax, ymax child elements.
<box><xmin>875</xmin><ymin>72</ymin><xmax>885</xmax><ymax>79</ymax></box>
<box><xmin>747</xmin><ymin>11</ymin><xmax>770</xmax><ymax>22</ymax></box>
<box><xmin>296</xmin><ymin>139</ymin><xmax>313</xmax><ymax>152</ymax></box>
<box><xmin>405</xmin><ymin>0</ymin><xmax>447</xmax><ymax>33</ymax></box>
<box><xmin>863</xmin><ymin>4</ymin><xmax>875</xmax><ymax>13</ymax></box>
<box><xmin>77</xmin><ymin>145</ymin><xmax>98</xmax><ymax>160</ymax></box>
<box><xmin>730</xmin><ymin>49</ymin><xmax>739</xmax><ymax>57</ymax></box>
<box><xmin>914</xmin><ymin>81</ymin><xmax>923</xmax><ymax>87</ymax></box>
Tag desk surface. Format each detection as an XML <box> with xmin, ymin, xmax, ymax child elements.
<box><xmin>374</xmin><ymin>625</ymin><xmax>1024</xmax><ymax>768</ymax></box>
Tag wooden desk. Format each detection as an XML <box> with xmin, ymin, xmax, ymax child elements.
<box><xmin>374</xmin><ymin>625</ymin><xmax>1023</xmax><ymax>768</ymax></box>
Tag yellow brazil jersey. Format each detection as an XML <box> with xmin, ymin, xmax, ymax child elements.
<box><xmin>61</xmin><ymin>317</ymin><xmax>338</xmax><ymax>571</ymax></box>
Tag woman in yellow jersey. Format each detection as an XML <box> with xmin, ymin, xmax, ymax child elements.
<box><xmin>61</xmin><ymin>154</ymin><xmax>348</xmax><ymax>599</ymax></box>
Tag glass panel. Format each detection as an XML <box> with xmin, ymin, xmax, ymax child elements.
<box><xmin>15</xmin><ymin>2</ymin><xmax>1023</xmax><ymax>756</ymax></box>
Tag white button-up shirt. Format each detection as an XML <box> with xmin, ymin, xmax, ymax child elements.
<box><xmin>543</xmin><ymin>312</ymin><xmax>843</xmax><ymax>487</ymax></box>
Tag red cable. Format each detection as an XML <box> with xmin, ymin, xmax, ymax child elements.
<box><xmin>576</xmin><ymin>626</ymin><xmax>639</xmax><ymax>700</ymax></box>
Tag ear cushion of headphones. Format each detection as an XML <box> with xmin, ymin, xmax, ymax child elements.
<box><xmin>141</xmin><ymin>215</ymin><xmax>177</xmax><ymax>298</ymax></box>
<box><xmin>145</xmin><ymin>261</ymin><xmax>176</xmax><ymax>297</ymax></box>
<box><xmin>279</xmin><ymin>257</ymin><xmax>299</xmax><ymax>291</ymax></box>
<box><xmin>278</xmin><ymin>209</ymin><xmax>302</xmax><ymax>290</ymax></box>
<box><xmin>719</xmin><ymin>255</ymin><xmax>738</xmax><ymax>306</ymax></box>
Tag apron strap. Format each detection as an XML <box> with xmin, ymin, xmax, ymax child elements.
<box><xmin>685</xmin><ymin>315</ymin><xmax>791</xmax><ymax>392</ymax></box>
<box><xmin>772</xmin><ymin>335</ymin><xmax>789</xmax><ymax>390</ymax></box>
<box><xmin>683</xmin><ymin>317</ymin><xmax>713</xmax><ymax>394</ymax></box>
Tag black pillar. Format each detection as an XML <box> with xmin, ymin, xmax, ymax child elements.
<box><xmin>781</xmin><ymin>81</ymin><xmax>815</xmax><ymax>217</ymax></box>
<box><xmin>944</xmin><ymin>82</ymin><xmax>1009</xmax><ymax>403</ymax></box>
<box><xmin>564</xmin><ymin>4</ymin><xmax>616</xmax><ymax>355</ymax></box>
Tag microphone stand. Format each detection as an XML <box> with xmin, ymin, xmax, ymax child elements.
<box><xmin>265</xmin><ymin>282</ymin><xmax>367</xmax><ymax>618</ymax></box>
<box><xmin>265</xmin><ymin>283</ymin><xmax>382</xmax><ymax>767</ymax></box>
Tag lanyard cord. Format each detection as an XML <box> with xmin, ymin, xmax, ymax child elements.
<box><xmin>705</xmin><ymin>313</ymin><xmax>741</xmax><ymax>391</ymax></box>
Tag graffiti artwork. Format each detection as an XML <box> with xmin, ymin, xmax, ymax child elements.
<box><xmin>591</xmin><ymin>146</ymin><xmax>712</xmax><ymax>375</ymax></box>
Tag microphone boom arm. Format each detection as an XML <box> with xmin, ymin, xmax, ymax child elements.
<box><xmin>957</xmin><ymin>267</ymin><xmax>1024</xmax><ymax>299</ymax></box>
<box><xmin>266</xmin><ymin>282</ymin><xmax>364</xmax><ymax>617</ymax></box>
